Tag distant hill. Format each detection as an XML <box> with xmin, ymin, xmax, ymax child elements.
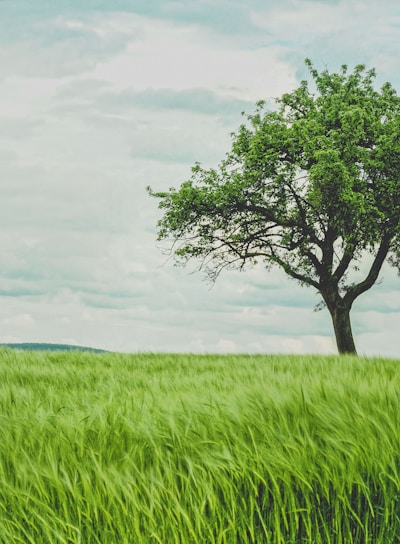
<box><xmin>0</xmin><ymin>343</ymin><xmax>107</xmax><ymax>353</ymax></box>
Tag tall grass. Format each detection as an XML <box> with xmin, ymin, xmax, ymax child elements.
<box><xmin>0</xmin><ymin>349</ymin><xmax>399</xmax><ymax>543</ymax></box>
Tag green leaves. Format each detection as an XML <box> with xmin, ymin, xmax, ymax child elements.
<box><xmin>149</xmin><ymin>59</ymin><xmax>400</xmax><ymax>295</ymax></box>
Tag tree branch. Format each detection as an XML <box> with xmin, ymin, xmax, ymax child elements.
<box><xmin>333</xmin><ymin>248</ymin><xmax>355</xmax><ymax>282</ymax></box>
<box><xmin>344</xmin><ymin>234</ymin><xmax>392</xmax><ymax>306</ymax></box>
<box><xmin>285</xmin><ymin>179</ymin><xmax>323</xmax><ymax>248</ymax></box>
<box><xmin>305</xmin><ymin>250</ymin><xmax>324</xmax><ymax>277</ymax></box>
<box><xmin>237</xmin><ymin>201</ymin><xmax>296</xmax><ymax>229</ymax></box>
<box><xmin>269</xmin><ymin>247</ymin><xmax>320</xmax><ymax>289</ymax></box>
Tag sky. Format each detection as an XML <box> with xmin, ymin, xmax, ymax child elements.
<box><xmin>0</xmin><ymin>0</ymin><xmax>400</xmax><ymax>356</ymax></box>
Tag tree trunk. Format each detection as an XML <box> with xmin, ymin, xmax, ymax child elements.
<box><xmin>329</xmin><ymin>303</ymin><xmax>357</xmax><ymax>355</ymax></box>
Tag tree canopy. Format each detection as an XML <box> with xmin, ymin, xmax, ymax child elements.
<box><xmin>148</xmin><ymin>60</ymin><xmax>400</xmax><ymax>354</ymax></box>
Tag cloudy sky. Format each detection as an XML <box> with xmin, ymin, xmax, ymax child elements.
<box><xmin>0</xmin><ymin>0</ymin><xmax>399</xmax><ymax>356</ymax></box>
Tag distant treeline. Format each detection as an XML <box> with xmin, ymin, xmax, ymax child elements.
<box><xmin>0</xmin><ymin>343</ymin><xmax>107</xmax><ymax>353</ymax></box>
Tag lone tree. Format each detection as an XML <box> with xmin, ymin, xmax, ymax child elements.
<box><xmin>148</xmin><ymin>60</ymin><xmax>400</xmax><ymax>355</ymax></box>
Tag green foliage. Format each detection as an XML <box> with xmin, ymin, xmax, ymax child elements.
<box><xmin>148</xmin><ymin>59</ymin><xmax>400</xmax><ymax>354</ymax></box>
<box><xmin>148</xmin><ymin>59</ymin><xmax>400</xmax><ymax>285</ymax></box>
<box><xmin>1</xmin><ymin>349</ymin><xmax>400</xmax><ymax>542</ymax></box>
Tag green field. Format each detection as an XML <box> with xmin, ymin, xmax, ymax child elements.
<box><xmin>0</xmin><ymin>349</ymin><xmax>399</xmax><ymax>543</ymax></box>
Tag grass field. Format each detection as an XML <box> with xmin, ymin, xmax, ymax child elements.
<box><xmin>0</xmin><ymin>349</ymin><xmax>399</xmax><ymax>543</ymax></box>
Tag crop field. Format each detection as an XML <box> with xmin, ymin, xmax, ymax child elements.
<box><xmin>0</xmin><ymin>349</ymin><xmax>400</xmax><ymax>543</ymax></box>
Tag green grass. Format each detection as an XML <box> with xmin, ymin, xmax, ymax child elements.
<box><xmin>0</xmin><ymin>349</ymin><xmax>400</xmax><ymax>543</ymax></box>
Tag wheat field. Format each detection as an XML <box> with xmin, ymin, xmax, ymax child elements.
<box><xmin>0</xmin><ymin>349</ymin><xmax>399</xmax><ymax>543</ymax></box>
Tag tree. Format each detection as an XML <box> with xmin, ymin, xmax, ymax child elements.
<box><xmin>148</xmin><ymin>60</ymin><xmax>400</xmax><ymax>355</ymax></box>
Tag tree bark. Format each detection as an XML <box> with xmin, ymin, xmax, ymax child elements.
<box><xmin>320</xmin><ymin>285</ymin><xmax>357</xmax><ymax>355</ymax></box>
<box><xmin>329</xmin><ymin>303</ymin><xmax>357</xmax><ymax>355</ymax></box>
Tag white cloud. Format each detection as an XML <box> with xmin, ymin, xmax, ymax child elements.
<box><xmin>252</xmin><ymin>0</ymin><xmax>397</xmax><ymax>44</ymax></box>
<box><xmin>251</xmin><ymin>0</ymin><xmax>400</xmax><ymax>88</ymax></box>
<box><xmin>0</xmin><ymin>313</ymin><xmax>34</xmax><ymax>327</ymax></box>
<box><xmin>252</xmin><ymin>1</ymin><xmax>358</xmax><ymax>39</ymax></box>
<box><xmin>0</xmin><ymin>2</ymin><xmax>399</xmax><ymax>356</ymax></box>
<box><xmin>92</xmin><ymin>14</ymin><xmax>296</xmax><ymax>101</ymax></box>
<box><xmin>216</xmin><ymin>339</ymin><xmax>238</xmax><ymax>353</ymax></box>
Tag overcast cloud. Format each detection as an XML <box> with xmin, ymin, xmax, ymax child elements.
<box><xmin>0</xmin><ymin>0</ymin><xmax>399</xmax><ymax>356</ymax></box>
